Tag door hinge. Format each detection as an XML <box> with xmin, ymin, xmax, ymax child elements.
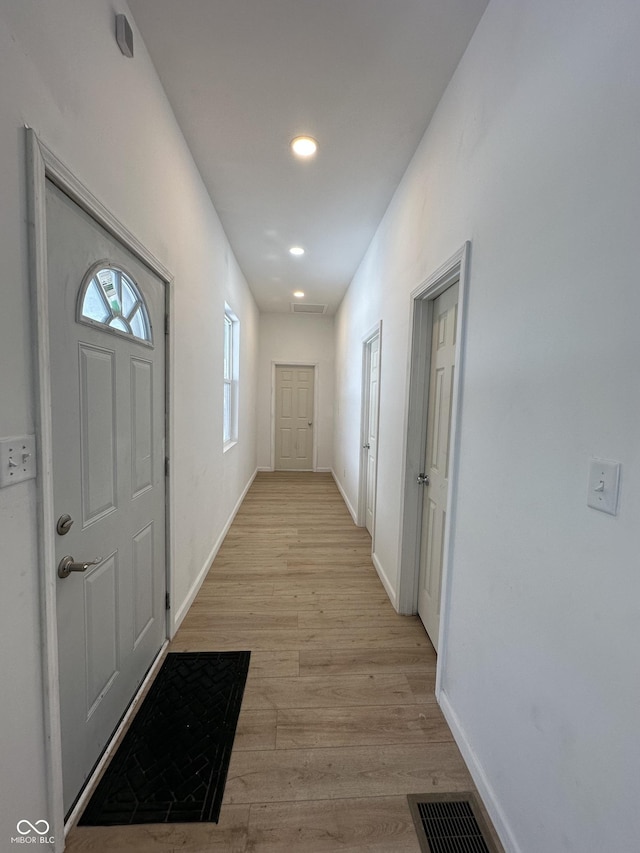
<box><xmin>165</xmin><ymin>591</ymin><xmax>171</xmax><ymax>611</ymax></box>
<box><xmin>164</xmin><ymin>315</ymin><xmax>169</xmax><ymax>336</ymax></box>
<box><xmin>165</xmin><ymin>457</ymin><xmax>170</xmax><ymax>477</ymax></box>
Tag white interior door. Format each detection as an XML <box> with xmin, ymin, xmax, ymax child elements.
<box><xmin>417</xmin><ymin>282</ymin><xmax>458</xmax><ymax>651</ymax></box>
<box><xmin>275</xmin><ymin>365</ymin><xmax>314</xmax><ymax>470</ymax></box>
<box><xmin>364</xmin><ymin>334</ymin><xmax>380</xmax><ymax>535</ymax></box>
<box><xmin>46</xmin><ymin>180</ymin><xmax>166</xmax><ymax>815</ymax></box>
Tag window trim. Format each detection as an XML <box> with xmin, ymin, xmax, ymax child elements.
<box><xmin>223</xmin><ymin>304</ymin><xmax>239</xmax><ymax>449</ymax></box>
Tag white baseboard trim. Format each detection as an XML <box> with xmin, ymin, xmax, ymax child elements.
<box><xmin>64</xmin><ymin>639</ymin><xmax>169</xmax><ymax>835</ymax></box>
<box><xmin>438</xmin><ymin>689</ymin><xmax>520</xmax><ymax>853</ymax></box>
<box><xmin>371</xmin><ymin>551</ymin><xmax>398</xmax><ymax>610</ymax></box>
<box><xmin>171</xmin><ymin>468</ymin><xmax>258</xmax><ymax>635</ymax></box>
<box><xmin>331</xmin><ymin>469</ymin><xmax>359</xmax><ymax>525</ymax></box>
<box><xmin>257</xmin><ymin>466</ymin><xmax>332</xmax><ymax>473</ymax></box>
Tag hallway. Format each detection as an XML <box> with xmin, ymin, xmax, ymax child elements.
<box><xmin>65</xmin><ymin>472</ymin><xmax>493</xmax><ymax>852</ymax></box>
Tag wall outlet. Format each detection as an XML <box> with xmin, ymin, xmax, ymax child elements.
<box><xmin>0</xmin><ymin>436</ymin><xmax>37</xmax><ymax>487</ymax></box>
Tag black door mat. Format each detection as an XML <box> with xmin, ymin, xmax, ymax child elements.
<box><xmin>407</xmin><ymin>792</ymin><xmax>501</xmax><ymax>853</ymax></box>
<box><xmin>79</xmin><ymin>650</ymin><xmax>250</xmax><ymax>826</ymax></box>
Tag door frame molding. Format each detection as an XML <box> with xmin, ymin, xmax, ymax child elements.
<box><xmin>397</xmin><ymin>242</ymin><xmax>470</xmax><ymax>697</ymax></box>
<box><xmin>26</xmin><ymin>129</ymin><xmax>174</xmax><ymax>848</ymax></box>
<box><xmin>270</xmin><ymin>362</ymin><xmax>319</xmax><ymax>471</ymax></box>
<box><xmin>357</xmin><ymin>321</ymin><xmax>382</xmax><ymax>541</ymax></box>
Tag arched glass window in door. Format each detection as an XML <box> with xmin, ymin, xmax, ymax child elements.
<box><xmin>78</xmin><ymin>263</ymin><xmax>152</xmax><ymax>344</ymax></box>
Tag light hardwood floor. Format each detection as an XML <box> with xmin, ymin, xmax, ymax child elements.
<box><xmin>66</xmin><ymin>472</ymin><xmax>498</xmax><ymax>852</ymax></box>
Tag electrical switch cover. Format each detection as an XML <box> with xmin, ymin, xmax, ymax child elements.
<box><xmin>0</xmin><ymin>435</ymin><xmax>37</xmax><ymax>487</ymax></box>
<box><xmin>587</xmin><ymin>457</ymin><xmax>621</xmax><ymax>516</ymax></box>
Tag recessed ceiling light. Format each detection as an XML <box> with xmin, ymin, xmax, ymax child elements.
<box><xmin>290</xmin><ymin>136</ymin><xmax>318</xmax><ymax>158</ymax></box>
<box><xmin>293</xmin><ymin>291</ymin><xmax>305</xmax><ymax>298</ymax></box>
<box><xmin>289</xmin><ymin>246</ymin><xmax>305</xmax><ymax>256</ymax></box>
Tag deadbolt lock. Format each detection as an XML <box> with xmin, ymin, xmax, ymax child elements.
<box><xmin>56</xmin><ymin>514</ymin><xmax>74</xmax><ymax>535</ymax></box>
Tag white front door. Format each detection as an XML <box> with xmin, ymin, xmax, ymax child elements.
<box><xmin>364</xmin><ymin>334</ymin><xmax>380</xmax><ymax>535</ymax></box>
<box><xmin>417</xmin><ymin>282</ymin><xmax>458</xmax><ymax>651</ymax></box>
<box><xmin>46</xmin><ymin>181</ymin><xmax>167</xmax><ymax>814</ymax></box>
<box><xmin>274</xmin><ymin>365</ymin><xmax>314</xmax><ymax>470</ymax></box>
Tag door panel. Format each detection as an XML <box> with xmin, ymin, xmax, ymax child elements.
<box><xmin>364</xmin><ymin>335</ymin><xmax>380</xmax><ymax>535</ymax></box>
<box><xmin>275</xmin><ymin>365</ymin><xmax>314</xmax><ymax>470</ymax></box>
<box><xmin>131</xmin><ymin>358</ymin><xmax>153</xmax><ymax>496</ymax></box>
<box><xmin>46</xmin><ymin>180</ymin><xmax>166</xmax><ymax>814</ymax></box>
<box><xmin>296</xmin><ymin>428</ymin><xmax>308</xmax><ymax>459</ymax></box>
<box><xmin>417</xmin><ymin>283</ymin><xmax>458</xmax><ymax>651</ymax></box>
<box><xmin>133</xmin><ymin>522</ymin><xmax>155</xmax><ymax>646</ymax></box>
<box><xmin>85</xmin><ymin>555</ymin><xmax>119</xmax><ymax>715</ymax></box>
<box><xmin>79</xmin><ymin>344</ymin><xmax>117</xmax><ymax>523</ymax></box>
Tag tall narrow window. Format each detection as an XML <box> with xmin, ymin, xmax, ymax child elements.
<box><xmin>223</xmin><ymin>305</ymin><xmax>239</xmax><ymax>447</ymax></box>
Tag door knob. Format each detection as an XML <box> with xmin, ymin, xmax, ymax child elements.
<box><xmin>416</xmin><ymin>473</ymin><xmax>430</xmax><ymax>486</ymax></box>
<box><xmin>58</xmin><ymin>555</ymin><xmax>103</xmax><ymax>579</ymax></box>
<box><xmin>308</xmin><ymin>422</ymin><xmax>313</xmax><ymax>427</ymax></box>
<box><xmin>363</xmin><ymin>443</ymin><xmax>370</xmax><ymax>450</ymax></box>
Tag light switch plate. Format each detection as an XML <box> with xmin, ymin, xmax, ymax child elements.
<box><xmin>587</xmin><ymin>457</ymin><xmax>620</xmax><ymax>515</ymax></box>
<box><xmin>0</xmin><ymin>435</ymin><xmax>37</xmax><ymax>487</ymax></box>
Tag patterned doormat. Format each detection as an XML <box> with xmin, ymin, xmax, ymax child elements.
<box><xmin>79</xmin><ymin>651</ymin><xmax>250</xmax><ymax>825</ymax></box>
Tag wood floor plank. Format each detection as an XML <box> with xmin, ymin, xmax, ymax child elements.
<box><xmin>235</xmin><ymin>709</ymin><xmax>278</xmax><ymax>751</ymax></box>
<box><xmin>64</xmin><ymin>805</ymin><xmax>250</xmax><ymax>852</ymax></box>
<box><xmin>224</xmin><ymin>742</ymin><xmax>473</xmax><ymax>804</ymax></box>
<box><xmin>298</xmin><ymin>609</ymin><xmax>420</xmax><ymax>629</ymax></box>
<box><xmin>242</xmin><ymin>673</ymin><xmax>415</xmax><ymax>710</ymax></box>
<box><xmin>208</xmin><ymin>569</ymin><xmax>381</xmax><ymax>584</ymax></box>
<box><xmin>196</xmin><ymin>581</ymin><xmax>276</xmax><ymax>597</ymax></box>
<box><xmin>171</xmin><ymin>627</ymin><xmax>432</xmax><ymax>652</ymax></box>
<box><xmin>248</xmin><ymin>650</ymin><xmax>300</xmax><ymax>678</ymax></box>
<box><xmin>405</xmin><ymin>671</ymin><xmax>435</xmax><ymax>702</ymax></box>
<box><xmin>299</xmin><ymin>647</ymin><xmax>436</xmax><ymax>676</ymax></box>
<box><xmin>275</xmin><ymin>703</ymin><xmax>450</xmax><ymax>749</ymax></box>
<box><xmin>246</xmin><ymin>797</ymin><xmax>421</xmax><ymax>853</ymax></box>
<box><xmin>182</xmin><ymin>611</ymin><xmax>299</xmax><ymax>630</ymax></box>
<box><xmin>189</xmin><ymin>593</ymin><xmax>391</xmax><ymax>612</ymax></box>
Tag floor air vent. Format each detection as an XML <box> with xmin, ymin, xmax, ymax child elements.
<box><xmin>407</xmin><ymin>793</ymin><xmax>500</xmax><ymax>853</ymax></box>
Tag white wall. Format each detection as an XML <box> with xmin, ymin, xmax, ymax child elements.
<box><xmin>0</xmin><ymin>1</ymin><xmax>257</xmax><ymax>846</ymax></box>
<box><xmin>334</xmin><ymin>1</ymin><xmax>640</xmax><ymax>851</ymax></box>
<box><xmin>257</xmin><ymin>314</ymin><xmax>334</xmax><ymax>471</ymax></box>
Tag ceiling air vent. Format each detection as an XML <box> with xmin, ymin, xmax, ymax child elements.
<box><xmin>290</xmin><ymin>303</ymin><xmax>327</xmax><ymax>315</ymax></box>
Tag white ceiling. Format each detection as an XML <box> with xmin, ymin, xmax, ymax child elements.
<box><xmin>128</xmin><ymin>0</ymin><xmax>488</xmax><ymax>315</ymax></box>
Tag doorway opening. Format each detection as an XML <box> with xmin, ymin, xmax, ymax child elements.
<box><xmin>397</xmin><ymin>244</ymin><xmax>470</xmax><ymax>690</ymax></box>
<box><xmin>272</xmin><ymin>363</ymin><xmax>317</xmax><ymax>471</ymax></box>
<box><xmin>358</xmin><ymin>322</ymin><xmax>382</xmax><ymax>546</ymax></box>
<box><xmin>27</xmin><ymin>130</ymin><xmax>173</xmax><ymax>849</ymax></box>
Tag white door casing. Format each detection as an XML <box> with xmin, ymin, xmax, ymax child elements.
<box><xmin>397</xmin><ymin>242</ymin><xmax>469</xmax><ymax>699</ymax></box>
<box><xmin>365</xmin><ymin>335</ymin><xmax>380</xmax><ymax>534</ymax></box>
<box><xmin>360</xmin><ymin>331</ymin><xmax>380</xmax><ymax>536</ymax></box>
<box><xmin>47</xmin><ymin>180</ymin><xmax>166</xmax><ymax>815</ymax></box>
<box><xmin>417</xmin><ymin>282</ymin><xmax>458</xmax><ymax>651</ymax></box>
<box><xmin>274</xmin><ymin>365</ymin><xmax>315</xmax><ymax>470</ymax></box>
